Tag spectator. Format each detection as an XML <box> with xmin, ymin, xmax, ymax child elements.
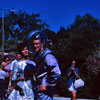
<box><xmin>0</xmin><ymin>62</ymin><xmax>7</xmax><ymax>99</ymax></box>
<box><xmin>2</xmin><ymin>56</ymin><xmax>11</xmax><ymax>94</ymax></box>
<box><xmin>7</xmin><ymin>53</ymin><xmax>22</xmax><ymax>94</ymax></box>
<box><xmin>10</xmin><ymin>53</ymin><xmax>22</xmax><ymax>82</ymax></box>
<box><xmin>66</xmin><ymin>60</ymin><xmax>79</xmax><ymax>100</ymax></box>
<box><xmin>8</xmin><ymin>42</ymin><xmax>36</xmax><ymax>100</ymax></box>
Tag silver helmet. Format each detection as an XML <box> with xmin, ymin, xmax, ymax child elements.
<box><xmin>26</xmin><ymin>30</ymin><xmax>49</xmax><ymax>54</ymax></box>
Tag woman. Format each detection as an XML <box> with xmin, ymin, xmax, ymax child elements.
<box><xmin>0</xmin><ymin>62</ymin><xmax>8</xmax><ymax>99</ymax></box>
<box><xmin>66</xmin><ymin>60</ymin><xmax>79</xmax><ymax>100</ymax></box>
<box><xmin>8</xmin><ymin>42</ymin><xmax>36</xmax><ymax>100</ymax></box>
<box><xmin>2</xmin><ymin>56</ymin><xmax>11</xmax><ymax>98</ymax></box>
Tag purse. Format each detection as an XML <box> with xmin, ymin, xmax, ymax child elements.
<box><xmin>74</xmin><ymin>78</ymin><xmax>84</xmax><ymax>88</ymax></box>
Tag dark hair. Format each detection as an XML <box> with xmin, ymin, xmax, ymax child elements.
<box><xmin>17</xmin><ymin>42</ymin><xmax>27</xmax><ymax>54</ymax></box>
<box><xmin>3</xmin><ymin>55</ymin><xmax>10</xmax><ymax>62</ymax></box>
<box><xmin>16</xmin><ymin>53</ymin><xmax>21</xmax><ymax>56</ymax></box>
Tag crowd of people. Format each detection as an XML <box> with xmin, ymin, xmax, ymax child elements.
<box><xmin>0</xmin><ymin>30</ymin><xmax>81</xmax><ymax>100</ymax></box>
<box><xmin>0</xmin><ymin>30</ymin><xmax>61</xmax><ymax>100</ymax></box>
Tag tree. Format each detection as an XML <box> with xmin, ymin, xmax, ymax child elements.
<box><xmin>0</xmin><ymin>10</ymin><xmax>50</xmax><ymax>51</ymax></box>
<box><xmin>54</xmin><ymin>13</ymin><xmax>100</xmax><ymax>98</ymax></box>
<box><xmin>57</xmin><ymin>26</ymin><xmax>69</xmax><ymax>39</ymax></box>
<box><xmin>0</xmin><ymin>10</ymin><xmax>49</xmax><ymax>41</ymax></box>
<box><xmin>55</xmin><ymin>13</ymin><xmax>100</xmax><ymax>74</ymax></box>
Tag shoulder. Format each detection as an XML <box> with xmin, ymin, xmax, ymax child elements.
<box><xmin>27</xmin><ymin>60</ymin><xmax>36</xmax><ymax>66</ymax></box>
<box><xmin>45</xmin><ymin>53</ymin><xmax>57</xmax><ymax>63</ymax></box>
<box><xmin>24</xmin><ymin>61</ymin><xmax>36</xmax><ymax>71</ymax></box>
<box><xmin>12</xmin><ymin>59</ymin><xmax>17</xmax><ymax>63</ymax></box>
<box><xmin>75</xmin><ymin>67</ymin><xmax>79</xmax><ymax>72</ymax></box>
<box><xmin>66</xmin><ymin>67</ymin><xmax>71</xmax><ymax>72</ymax></box>
<box><xmin>45</xmin><ymin>53</ymin><xmax>55</xmax><ymax>59</ymax></box>
<box><xmin>75</xmin><ymin>67</ymin><xmax>79</xmax><ymax>70</ymax></box>
<box><xmin>1</xmin><ymin>70</ymin><xmax>6</xmax><ymax>74</ymax></box>
<box><xmin>11</xmin><ymin>59</ymin><xmax>17</xmax><ymax>64</ymax></box>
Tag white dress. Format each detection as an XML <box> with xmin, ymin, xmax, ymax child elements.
<box><xmin>8</xmin><ymin>60</ymin><xmax>36</xmax><ymax>100</ymax></box>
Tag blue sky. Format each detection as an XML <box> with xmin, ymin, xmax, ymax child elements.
<box><xmin>0</xmin><ymin>0</ymin><xmax>100</xmax><ymax>32</ymax></box>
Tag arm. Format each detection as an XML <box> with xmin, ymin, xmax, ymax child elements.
<box><xmin>66</xmin><ymin>67</ymin><xmax>72</xmax><ymax>78</ymax></box>
<box><xmin>66</xmin><ymin>67</ymin><xmax>79</xmax><ymax>78</ymax></box>
<box><xmin>10</xmin><ymin>61</ymin><xmax>14</xmax><ymax>77</ymax></box>
<box><xmin>45</xmin><ymin>54</ymin><xmax>61</xmax><ymax>86</ymax></box>
<box><xmin>73</xmin><ymin>71</ymin><xmax>79</xmax><ymax>78</ymax></box>
<box><xmin>73</xmin><ymin>68</ymin><xmax>79</xmax><ymax>78</ymax></box>
<box><xmin>67</xmin><ymin>71</ymin><xmax>72</xmax><ymax>78</ymax></box>
<box><xmin>10</xmin><ymin>70</ymin><xmax>12</xmax><ymax>78</ymax></box>
<box><xmin>39</xmin><ymin>54</ymin><xmax>61</xmax><ymax>91</ymax></box>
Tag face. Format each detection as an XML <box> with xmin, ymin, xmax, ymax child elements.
<box><xmin>21</xmin><ymin>46</ymin><xmax>29</xmax><ymax>57</ymax></box>
<box><xmin>72</xmin><ymin>60</ymin><xmax>76</xmax><ymax>66</ymax></box>
<box><xmin>33</xmin><ymin>39</ymin><xmax>43</xmax><ymax>52</ymax></box>
<box><xmin>16</xmin><ymin>54</ymin><xmax>22</xmax><ymax>60</ymax></box>
<box><xmin>5</xmin><ymin>57</ymin><xmax>10</xmax><ymax>62</ymax></box>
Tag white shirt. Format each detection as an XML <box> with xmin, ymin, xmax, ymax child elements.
<box><xmin>0</xmin><ymin>70</ymin><xmax>6</xmax><ymax>79</ymax></box>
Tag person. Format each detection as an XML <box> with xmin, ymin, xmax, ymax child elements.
<box><xmin>8</xmin><ymin>53</ymin><xmax>22</xmax><ymax>94</ymax></box>
<box><xmin>10</xmin><ymin>53</ymin><xmax>22</xmax><ymax>80</ymax></box>
<box><xmin>0</xmin><ymin>61</ymin><xmax>8</xmax><ymax>100</ymax></box>
<box><xmin>1</xmin><ymin>56</ymin><xmax>11</xmax><ymax>97</ymax></box>
<box><xmin>27</xmin><ymin>30</ymin><xmax>61</xmax><ymax>100</ymax></box>
<box><xmin>8</xmin><ymin>42</ymin><xmax>36</xmax><ymax>100</ymax></box>
<box><xmin>66</xmin><ymin>60</ymin><xmax>79</xmax><ymax>100</ymax></box>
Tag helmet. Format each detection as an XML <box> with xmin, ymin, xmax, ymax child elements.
<box><xmin>26</xmin><ymin>30</ymin><xmax>49</xmax><ymax>54</ymax></box>
<box><xmin>27</xmin><ymin>30</ymin><xmax>48</xmax><ymax>43</ymax></box>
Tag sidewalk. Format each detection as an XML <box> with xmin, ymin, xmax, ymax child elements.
<box><xmin>53</xmin><ymin>97</ymin><xmax>97</xmax><ymax>100</ymax></box>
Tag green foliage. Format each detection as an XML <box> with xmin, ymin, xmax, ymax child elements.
<box><xmin>55</xmin><ymin>76</ymin><xmax>68</xmax><ymax>96</ymax></box>
<box><xmin>0</xmin><ymin>10</ymin><xmax>49</xmax><ymax>41</ymax></box>
<box><xmin>57</xmin><ymin>27</ymin><xmax>69</xmax><ymax>38</ymax></box>
<box><xmin>55</xmin><ymin>13</ymin><xmax>100</xmax><ymax>71</ymax></box>
<box><xmin>44</xmin><ymin>29</ymin><xmax>57</xmax><ymax>42</ymax></box>
<box><xmin>77</xmin><ymin>76</ymin><xmax>97</xmax><ymax>99</ymax></box>
<box><xmin>53</xmin><ymin>13</ymin><xmax>100</xmax><ymax>98</ymax></box>
<box><xmin>84</xmin><ymin>55</ymin><xmax>100</xmax><ymax>75</ymax></box>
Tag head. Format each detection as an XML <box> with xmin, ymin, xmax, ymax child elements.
<box><xmin>33</xmin><ymin>39</ymin><xmax>44</xmax><ymax>52</ymax></box>
<box><xmin>26</xmin><ymin>30</ymin><xmax>49</xmax><ymax>53</ymax></box>
<box><xmin>16</xmin><ymin>53</ymin><xmax>22</xmax><ymax>61</ymax></box>
<box><xmin>3</xmin><ymin>56</ymin><xmax>10</xmax><ymax>62</ymax></box>
<box><xmin>17</xmin><ymin>42</ymin><xmax>29</xmax><ymax>58</ymax></box>
<box><xmin>72</xmin><ymin>60</ymin><xmax>76</xmax><ymax>67</ymax></box>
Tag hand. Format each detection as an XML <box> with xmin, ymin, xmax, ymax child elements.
<box><xmin>39</xmin><ymin>85</ymin><xmax>47</xmax><ymax>91</ymax></box>
<box><xmin>19</xmin><ymin>77</ymin><xmax>25</xmax><ymax>81</ymax></box>
<box><xmin>71</xmin><ymin>67</ymin><xmax>75</xmax><ymax>71</ymax></box>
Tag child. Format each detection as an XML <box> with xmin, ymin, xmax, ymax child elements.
<box><xmin>0</xmin><ymin>63</ymin><xmax>7</xmax><ymax>99</ymax></box>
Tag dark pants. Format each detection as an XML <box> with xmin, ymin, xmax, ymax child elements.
<box><xmin>37</xmin><ymin>86</ymin><xmax>54</xmax><ymax>100</ymax></box>
<box><xmin>0</xmin><ymin>79</ymin><xmax>5</xmax><ymax>98</ymax></box>
<box><xmin>5</xmin><ymin>77</ymin><xmax>10</xmax><ymax>90</ymax></box>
